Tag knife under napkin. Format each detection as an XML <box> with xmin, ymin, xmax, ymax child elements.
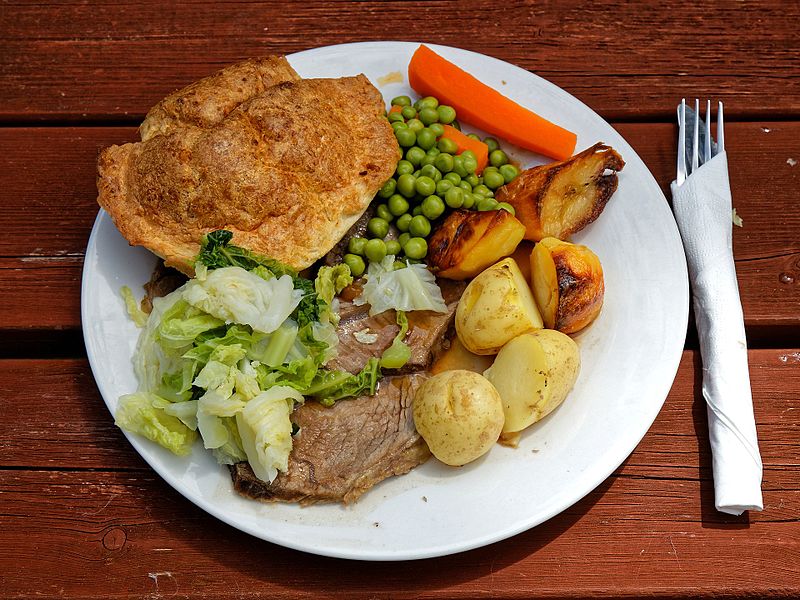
<box><xmin>670</xmin><ymin>107</ymin><xmax>764</xmax><ymax>516</ymax></box>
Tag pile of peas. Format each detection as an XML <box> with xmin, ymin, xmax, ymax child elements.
<box><xmin>342</xmin><ymin>94</ymin><xmax>521</xmax><ymax>276</ymax></box>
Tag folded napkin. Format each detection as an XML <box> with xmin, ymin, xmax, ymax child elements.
<box><xmin>671</xmin><ymin>152</ymin><xmax>764</xmax><ymax>516</ymax></box>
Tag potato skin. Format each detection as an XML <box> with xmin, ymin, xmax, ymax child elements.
<box><xmin>455</xmin><ymin>257</ymin><xmax>543</xmax><ymax>355</ymax></box>
<box><xmin>413</xmin><ymin>370</ymin><xmax>504</xmax><ymax>466</ymax></box>
<box><xmin>531</xmin><ymin>237</ymin><xmax>604</xmax><ymax>333</ymax></box>
<box><xmin>484</xmin><ymin>330</ymin><xmax>580</xmax><ymax>433</ymax></box>
<box><xmin>428</xmin><ymin>209</ymin><xmax>526</xmax><ymax>280</ymax></box>
<box><xmin>495</xmin><ymin>143</ymin><xmax>624</xmax><ymax>241</ymax></box>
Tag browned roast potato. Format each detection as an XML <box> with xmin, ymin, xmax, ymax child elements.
<box><xmin>495</xmin><ymin>143</ymin><xmax>624</xmax><ymax>242</ymax></box>
<box><xmin>530</xmin><ymin>237</ymin><xmax>604</xmax><ymax>334</ymax></box>
<box><xmin>427</xmin><ymin>209</ymin><xmax>526</xmax><ymax>280</ymax></box>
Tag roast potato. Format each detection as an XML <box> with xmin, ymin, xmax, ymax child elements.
<box><xmin>431</xmin><ymin>337</ymin><xmax>494</xmax><ymax>376</ymax></box>
<box><xmin>530</xmin><ymin>237</ymin><xmax>604</xmax><ymax>333</ymax></box>
<box><xmin>495</xmin><ymin>143</ymin><xmax>624</xmax><ymax>241</ymax></box>
<box><xmin>455</xmin><ymin>257</ymin><xmax>543</xmax><ymax>355</ymax></box>
<box><xmin>413</xmin><ymin>370</ymin><xmax>505</xmax><ymax>466</ymax></box>
<box><xmin>428</xmin><ymin>209</ymin><xmax>526</xmax><ymax>280</ymax></box>
<box><xmin>484</xmin><ymin>329</ymin><xmax>580</xmax><ymax>433</ymax></box>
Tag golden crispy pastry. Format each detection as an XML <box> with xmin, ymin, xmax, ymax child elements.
<box><xmin>97</xmin><ymin>74</ymin><xmax>399</xmax><ymax>274</ymax></box>
<box><xmin>139</xmin><ymin>56</ymin><xmax>300</xmax><ymax>140</ymax></box>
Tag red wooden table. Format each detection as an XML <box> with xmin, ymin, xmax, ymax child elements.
<box><xmin>2</xmin><ymin>2</ymin><xmax>799</xmax><ymax>598</ymax></box>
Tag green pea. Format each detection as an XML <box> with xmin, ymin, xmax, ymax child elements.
<box><xmin>444</xmin><ymin>171</ymin><xmax>462</xmax><ymax>184</ymax></box>
<box><xmin>437</xmin><ymin>137</ymin><xmax>459</xmax><ymax>154</ymax></box>
<box><xmin>467</xmin><ymin>133</ymin><xmax>481</xmax><ymax>142</ymax></box>
<box><xmin>426</xmin><ymin>146</ymin><xmax>441</xmax><ymax>156</ymax></box>
<box><xmin>367</xmin><ymin>217</ymin><xmax>390</xmax><ymax>238</ymax></box>
<box><xmin>404</xmin><ymin>237</ymin><xmax>428</xmax><ymax>260</ymax></box>
<box><xmin>458</xmin><ymin>180</ymin><xmax>473</xmax><ymax>192</ymax></box>
<box><xmin>483</xmin><ymin>169</ymin><xmax>506</xmax><ymax>190</ymax></box>
<box><xmin>483</xmin><ymin>137</ymin><xmax>500</xmax><ymax>152</ymax></box>
<box><xmin>477</xmin><ymin>197</ymin><xmax>499</xmax><ymax>211</ymax></box>
<box><xmin>418</xmin><ymin>107</ymin><xmax>439</xmax><ymax>125</ymax></box>
<box><xmin>388</xmin><ymin>111</ymin><xmax>405</xmax><ymax>124</ymax></box>
<box><xmin>405</xmin><ymin>146</ymin><xmax>426</xmax><ymax>167</ymax></box>
<box><xmin>412</xmin><ymin>205</ymin><xmax>423</xmax><ymax>216</ymax></box>
<box><xmin>461</xmin><ymin>150</ymin><xmax>476</xmax><ymax>161</ymax></box>
<box><xmin>473</xmin><ymin>184</ymin><xmax>493</xmax><ymax>197</ymax></box>
<box><xmin>396</xmin><ymin>212</ymin><xmax>413</xmax><ymax>232</ymax></box>
<box><xmin>396</xmin><ymin>173</ymin><xmax>417</xmax><ymax>198</ymax></box>
<box><xmin>416</xmin><ymin>128</ymin><xmax>437</xmax><ymax>150</ymax></box>
<box><xmin>421</xmin><ymin>195</ymin><xmax>445</xmax><ymax>220</ymax></box>
<box><xmin>409</xmin><ymin>215</ymin><xmax>431</xmax><ymax>237</ymax></box>
<box><xmin>376</xmin><ymin>203</ymin><xmax>394</xmax><ymax>222</ymax></box>
<box><xmin>400</xmin><ymin>106</ymin><xmax>417</xmax><ymax>120</ymax></box>
<box><xmin>406</xmin><ymin>118</ymin><xmax>424</xmax><ymax>132</ymax></box>
<box><xmin>445</xmin><ymin>186</ymin><xmax>465</xmax><ymax>208</ymax></box>
<box><xmin>378</xmin><ymin>178</ymin><xmax>396</xmax><ymax>198</ymax></box>
<box><xmin>499</xmin><ymin>164</ymin><xmax>520</xmax><ymax>183</ymax></box>
<box><xmin>418</xmin><ymin>96</ymin><xmax>439</xmax><ymax>109</ymax></box>
<box><xmin>391</xmin><ymin>95</ymin><xmax>412</xmax><ymax>107</ymax></box>
<box><xmin>420</xmin><ymin>154</ymin><xmax>436</xmax><ymax>168</ymax></box>
<box><xmin>396</xmin><ymin>160</ymin><xmax>414</xmax><ymax>176</ymax></box>
<box><xmin>348</xmin><ymin>237</ymin><xmax>368</xmax><ymax>255</ymax></box>
<box><xmin>414</xmin><ymin>175</ymin><xmax>436</xmax><ymax>196</ymax></box>
<box><xmin>365</xmin><ymin>239</ymin><xmax>387</xmax><ymax>263</ymax></box>
<box><xmin>395</xmin><ymin>127</ymin><xmax>416</xmax><ymax>148</ymax></box>
<box><xmin>434</xmin><ymin>153</ymin><xmax>454</xmax><ymax>173</ymax></box>
<box><xmin>436</xmin><ymin>179</ymin><xmax>454</xmax><ymax>195</ymax></box>
<box><xmin>385</xmin><ymin>240</ymin><xmax>402</xmax><ymax>256</ymax></box>
<box><xmin>419</xmin><ymin>164</ymin><xmax>441</xmax><ymax>181</ymax></box>
<box><xmin>437</xmin><ymin>105</ymin><xmax>456</xmax><ymax>124</ymax></box>
<box><xmin>429</xmin><ymin>123</ymin><xmax>445</xmax><ymax>137</ymax></box>
<box><xmin>462</xmin><ymin>192</ymin><xmax>477</xmax><ymax>209</ymax></box>
<box><xmin>453</xmin><ymin>155</ymin><xmax>468</xmax><ymax>177</ymax></box>
<box><xmin>497</xmin><ymin>202</ymin><xmax>516</xmax><ymax>216</ymax></box>
<box><xmin>483</xmin><ymin>165</ymin><xmax>499</xmax><ymax>175</ymax></box>
<box><xmin>465</xmin><ymin>173</ymin><xmax>480</xmax><ymax>188</ymax></box>
<box><xmin>413</xmin><ymin>169</ymin><xmax>421</xmax><ymax>177</ymax></box>
<box><xmin>343</xmin><ymin>253</ymin><xmax>365</xmax><ymax>277</ymax></box>
<box><xmin>489</xmin><ymin>149</ymin><xmax>509</xmax><ymax>167</ymax></box>
<box><xmin>393</xmin><ymin>260</ymin><xmax>406</xmax><ymax>270</ymax></box>
<box><xmin>398</xmin><ymin>232</ymin><xmax>411</xmax><ymax>248</ymax></box>
<box><xmin>388</xmin><ymin>194</ymin><xmax>410</xmax><ymax>217</ymax></box>
<box><xmin>391</xmin><ymin>123</ymin><xmax>408</xmax><ymax>135</ymax></box>
<box><xmin>462</xmin><ymin>156</ymin><xmax>478</xmax><ymax>174</ymax></box>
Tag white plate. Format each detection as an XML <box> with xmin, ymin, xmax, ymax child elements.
<box><xmin>82</xmin><ymin>41</ymin><xmax>688</xmax><ymax>560</ymax></box>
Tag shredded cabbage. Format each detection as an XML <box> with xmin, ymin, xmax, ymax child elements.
<box><xmin>115</xmin><ymin>393</ymin><xmax>197</xmax><ymax>456</ymax></box>
<box><xmin>121</xmin><ymin>286</ymin><xmax>148</xmax><ymax>328</ymax></box>
<box><xmin>236</xmin><ymin>386</ymin><xmax>304</xmax><ymax>483</ymax></box>
<box><xmin>183</xmin><ymin>266</ymin><xmax>303</xmax><ymax>333</ymax></box>
<box><xmin>356</xmin><ymin>255</ymin><xmax>447</xmax><ymax>316</ymax></box>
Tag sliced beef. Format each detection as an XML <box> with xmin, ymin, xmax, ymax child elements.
<box><xmin>327</xmin><ymin>279</ymin><xmax>466</xmax><ymax>375</ymax></box>
<box><xmin>230</xmin><ymin>373</ymin><xmax>430</xmax><ymax>504</ymax></box>
<box><xmin>141</xmin><ymin>261</ymin><xmax>187</xmax><ymax>313</ymax></box>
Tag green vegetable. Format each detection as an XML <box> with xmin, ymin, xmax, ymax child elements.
<box><xmin>462</xmin><ymin>192</ymin><xmax>477</xmax><ymax>209</ymax></box>
<box><xmin>380</xmin><ymin>311</ymin><xmax>411</xmax><ymax>369</ymax></box>
<box><xmin>314</xmin><ymin>264</ymin><xmax>352</xmax><ymax>323</ymax></box>
<box><xmin>388</xmin><ymin>194</ymin><xmax>410</xmax><ymax>217</ymax></box>
<box><xmin>405</xmin><ymin>146</ymin><xmax>426</xmax><ymax>166</ymax></box>
<box><xmin>357</xmin><ymin>255</ymin><xmax>446</xmax><ymax>315</ymax></box>
<box><xmin>473</xmin><ymin>184</ymin><xmax>493</xmax><ymax>197</ymax></box>
<box><xmin>397</xmin><ymin>173</ymin><xmax>417</xmax><ymax>198</ymax></box>
<box><xmin>499</xmin><ymin>164</ymin><xmax>520</xmax><ymax>183</ymax></box>
<box><xmin>398</xmin><ymin>232</ymin><xmax>411</xmax><ymax>248</ymax></box>
<box><xmin>416</xmin><ymin>127</ymin><xmax>437</xmax><ymax>150</ymax></box>
<box><xmin>305</xmin><ymin>357</ymin><xmax>381</xmax><ymax>406</ymax></box>
<box><xmin>387</xmin><ymin>111</ymin><xmax>405</xmax><ymax>124</ymax></box>
<box><xmin>483</xmin><ymin>136</ymin><xmax>500</xmax><ymax>152</ymax></box>
<box><xmin>385</xmin><ymin>240</ymin><xmax>402</xmax><ymax>256</ymax></box>
<box><xmin>409</xmin><ymin>215</ymin><xmax>431</xmax><ymax>238</ymax></box>
<box><xmin>396</xmin><ymin>213</ymin><xmax>413</xmax><ymax>232</ymax></box>
<box><xmin>497</xmin><ymin>202</ymin><xmax>516</xmax><ymax>216</ymax></box>
<box><xmin>343</xmin><ymin>253</ymin><xmax>366</xmax><ymax>277</ymax></box>
<box><xmin>115</xmin><ymin>392</ymin><xmax>198</xmax><ymax>456</ymax></box>
<box><xmin>434</xmin><ymin>153</ymin><xmax>454</xmax><ymax>174</ymax></box>
<box><xmin>444</xmin><ymin>171</ymin><xmax>461</xmax><ymax>184</ymax></box>
<box><xmin>429</xmin><ymin>123</ymin><xmax>445</xmax><ymax>137</ymax></box>
<box><xmin>437</xmin><ymin>105</ymin><xmax>456</xmax><ymax>124</ymax></box>
<box><xmin>121</xmin><ymin>286</ymin><xmax>148</xmax><ymax>328</ymax></box>
<box><xmin>396</xmin><ymin>160</ymin><xmax>414</xmax><ymax>176</ymax></box>
<box><xmin>422</xmin><ymin>195</ymin><xmax>445</xmax><ymax>220</ymax></box>
<box><xmin>376</xmin><ymin>203</ymin><xmax>394</xmax><ymax>223</ymax></box>
<box><xmin>414</xmin><ymin>175</ymin><xmax>436</xmax><ymax>197</ymax></box>
<box><xmin>365</xmin><ymin>238</ymin><xmax>388</xmax><ymax>263</ymax></box>
<box><xmin>404</xmin><ymin>237</ymin><xmax>428</xmax><ymax>260</ymax></box>
<box><xmin>483</xmin><ymin>169</ymin><xmax>506</xmax><ymax>190</ymax></box>
<box><xmin>445</xmin><ymin>186</ymin><xmax>465</xmax><ymax>208</ymax></box>
<box><xmin>418</xmin><ymin>107</ymin><xmax>439</xmax><ymax>125</ymax></box>
<box><xmin>489</xmin><ymin>149</ymin><xmax>509</xmax><ymax>167</ymax></box>
<box><xmin>406</xmin><ymin>118</ymin><xmax>424</xmax><ymax>133</ymax></box>
<box><xmin>477</xmin><ymin>197</ymin><xmax>500</xmax><ymax>211</ymax></box>
<box><xmin>348</xmin><ymin>236</ymin><xmax>367</xmax><ymax>255</ymax></box>
<box><xmin>438</xmin><ymin>136</ymin><xmax>459</xmax><ymax>154</ymax></box>
<box><xmin>395</xmin><ymin>127</ymin><xmax>417</xmax><ymax>148</ymax></box>
<box><xmin>391</xmin><ymin>95</ymin><xmax>412</xmax><ymax>107</ymax></box>
<box><xmin>378</xmin><ymin>178</ymin><xmax>396</xmax><ymax>198</ymax></box>
<box><xmin>367</xmin><ymin>217</ymin><xmax>390</xmax><ymax>239</ymax></box>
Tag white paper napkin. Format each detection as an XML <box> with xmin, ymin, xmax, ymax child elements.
<box><xmin>671</xmin><ymin>152</ymin><xmax>763</xmax><ymax>516</ymax></box>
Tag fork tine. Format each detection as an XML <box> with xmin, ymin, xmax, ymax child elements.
<box><xmin>677</xmin><ymin>98</ymin><xmax>686</xmax><ymax>185</ymax></box>
<box><xmin>704</xmin><ymin>99</ymin><xmax>712</xmax><ymax>163</ymax></box>
<box><xmin>717</xmin><ymin>101</ymin><xmax>725</xmax><ymax>153</ymax></box>
<box><xmin>692</xmin><ymin>99</ymin><xmax>700</xmax><ymax>173</ymax></box>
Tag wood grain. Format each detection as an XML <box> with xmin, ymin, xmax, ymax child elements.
<box><xmin>1</xmin><ymin>1</ymin><xmax>799</xmax><ymax>122</ymax></box>
<box><xmin>1</xmin><ymin>123</ymin><xmax>797</xmax><ymax>340</ymax></box>
<box><xmin>1</xmin><ymin>350</ymin><xmax>798</xmax><ymax>598</ymax></box>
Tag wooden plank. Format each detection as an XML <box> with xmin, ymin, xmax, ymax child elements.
<box><xmin>1</xmin><ymin>123</ymin><xmax>797</xmax><ymax>339</ymax></box>
<box><xmin>2</xmin><ymin>349</ymin><xmax>797</xmax><ymax>481</ymax></box>
<box><xmin>1</xmin><ymin>1</ymin><xmax>799</xmax><ymax>121</ymax></box>
<box><xmin>1</xmin><ymin>350</ymin><xmax>797</xmax><ymax>598</ymax></box>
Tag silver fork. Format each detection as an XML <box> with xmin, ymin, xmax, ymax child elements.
<box><xmin>676</xmin><ymin>98</ymin><xmax>725</xmax><ymax>186</ymax></box>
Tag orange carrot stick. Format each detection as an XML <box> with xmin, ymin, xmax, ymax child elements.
<box><xmin>439</xmin><ymin>125</ymin><xmax>488</xmax><ymax>174</ymax></box>
<box><xmin>408</xmin><ymin>45</ymin><xmax>577</xmax><ymax>161</ymax></box>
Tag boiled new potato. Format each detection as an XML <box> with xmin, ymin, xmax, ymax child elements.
<box><xmin>431</xmin><ymin>338</ymin><xmax>494</xmax><ymax>376</ymax></box>
<box><xmin>428</xmin><ymin>209</ymin><xmax>526</xmax><ymax>280</ymax></box>
<box><xmin>530</xmin><ymin>237</ymin><xmax>604</xmax><ymax>333</ymax></box>
<box><xmin>455</xmin><ymin>257</ymin><xmax>543</xmax><ymax>355</ymax></box>
<box><xmin>413</xmin><ymin>370</ymin><xmax>504</xmax><ymax>466</ymax></box>
<box><xmin>484</xmin><ymin>329</ymin><xmax>580</xmax><ymax>433</ymax></box>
